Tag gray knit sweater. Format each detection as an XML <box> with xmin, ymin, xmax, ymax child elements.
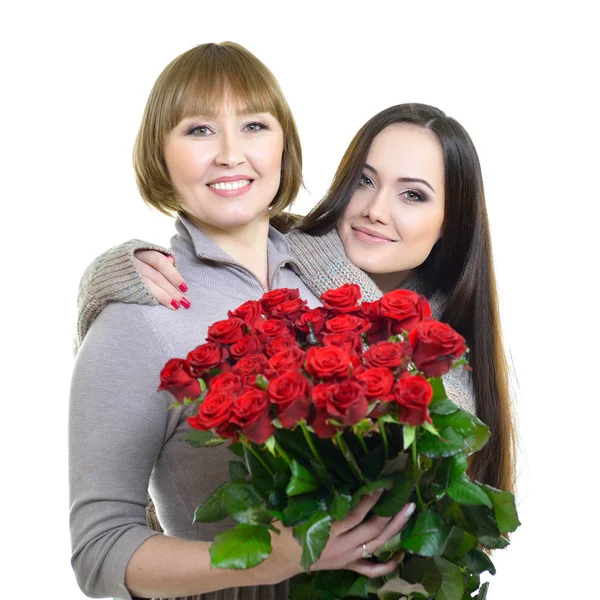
<box><xmin>75</xmin><ymin>227</ymin><xmax>475</xmax><ymax>413</ymax></box>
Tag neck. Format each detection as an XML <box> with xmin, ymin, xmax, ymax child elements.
<box><xmin>366</xmin><ymin>269</ymin><xmax>414</xmax><ymax>293</ymax></box>
<box><xmin>186</xmin><ymin>212</ymin><xmax>271</xmax><ymax>289</ymax></box>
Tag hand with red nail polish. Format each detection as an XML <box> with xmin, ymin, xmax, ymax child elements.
<box><xmin>133</xmin><ymin>250</ymin><xmax>189</xmax><ymax>312</ymax></box>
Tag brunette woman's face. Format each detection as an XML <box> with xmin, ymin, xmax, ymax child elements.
<box><xmin>337</xmin><ymin>124</ymin><xmax>445</xmax><ymax>290</ymax></box>
<box><xmin>163</xmin><ymin>95</ymin><xmax>284</xmax><ymax>232</ymax></box>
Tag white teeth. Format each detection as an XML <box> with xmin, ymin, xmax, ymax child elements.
<box><xmin>209</xmin><ymin>179</ymin><xmax>251</xmax><ymax>191</ymax></box>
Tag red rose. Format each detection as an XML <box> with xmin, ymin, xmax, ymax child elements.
<box><xmin>322</xmin><ymin>332</ymin><xmax>363</xmax><ymax>357</ymax></box>
<box><xmin>265</xmin><ymin>335</ymin><xmax>301</xmax><ymax>358</ymax></box>
<box><xmin>208</xmin><ymin>372</ymin><xmax>244</xmax><ymax>395</ymax></box>
<box><xmin>408</xmin><ymin>320</ymin><xmax>467</xmax><ymax>377</ymax></box>
<box><xmin>187</xmin><ymin>388</ymin><xmax>235</xmax><ymax>433</ymax></box>
<box><xmin>207</xmin><ymin>317</ymin><xmax>245</xmax><ymax>345</ymax></box>
<box><xmin>355</xmin><ymin>367</ymin><xmax>395</xmax><ymax>399</ymax></box>
<box><xmin>359</xmin><ymin>301</ymin><xmax>388</xmax><ymax>344</ymax></box>
<box><xmin>230</xmin><ymin>335</ymin><xmax>264</xmax><ymax>359</ymax></box>
<box><xmin>380</xmin><ymin>290</ymin><xmax>432</xmax><ymax>334</ymax></box>
<box><xmin>311</xmin><ymin>379</ymin><xmax>368</xmax><ymax>434</ymax></box>
<box><xmin>267</xmin><ymin>371</ymin><xmax>312</xmax><ymax>428</ymax></box>
<box><xmin>157</xmin><ymin>358</ymin><xmax>201</xmax><ymax>403</ymax></box>
<box><xmin>186</xmin><ymin>343</ymin><xmax>228</xmax><ymax>377</ymax></box>
<box><xmin>231</xmin><ymin>389</ymin><xmax>274</xmax><ymax>444</ymax></box>
<box><xmin>257</xmin><ymin>319</ymin><xmax>293</xmax><ymax>341</ymax></box>
<box><xmin>228</xmin><ymin>300</ymin><xmax>265</xmax><ymax>330</ymax></box>
<box><xmin>306</xmin><ymin>346</ymin><xmax>352</xmax><ymax>380</ymax></box>
<box><xmin>363</xmin><ymin>341</ymin><xmax>411</xmax><ymax>370</ymax></box>
<box><xmin>393</xmin><ymin>374</ymin><xmax>433</xmax><ymax>425</ymax></box>
<box><xmin>359</xmin><ymin>300</ymin><xmax>382</xmax><ymax>320</ymax></box>
<box><xmin>296</xmin><ymin>307</ymin><xmax>329</xmax><ymax>337</ymax></box>
<box><xmin>271</xmin><ymin>297</ymin><xmax>308</xmax><ymax>323</ymax></box>
<box><xmin>260</xmin><ymin>288</ymin><xmax>300</xmax><ymax>315</ymax></box>
<box><xmin>325</xmin><ymin>314</ymin><xmax>371</xmax><ymax>335</ymax></box>
<box><xmin>320</xmin><ymin>284</ymin><xmax>362</xmax><ymax>314</ymax></box>
<box><xmin>232</xmin><ymin>354</ymin><xmax>268</xmax><ymax>380</ymax></box>
<box><xmin>265</xmin><ymin>347</ymin><xmax>306</xmax><ymax>378</ymax></box>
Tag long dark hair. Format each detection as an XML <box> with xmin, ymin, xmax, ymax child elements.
<box><xmin>293</xmin><ymin>103</ymin><xmax>515</xmax><ymax>493</ymax></box>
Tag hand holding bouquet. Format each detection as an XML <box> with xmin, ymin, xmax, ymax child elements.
<box><xmin>158</xmin><ymin>285</ymin><xmax>520</xmax><ymax>599</ymax></box>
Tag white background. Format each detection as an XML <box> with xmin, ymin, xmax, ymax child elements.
<box><xmin>2</xmin><ymin>1</ymin><xmax>598</xmax><ymax>598</ymax></box>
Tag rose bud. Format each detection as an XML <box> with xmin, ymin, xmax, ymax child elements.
<box><xmin>158</xmin><ymin>358</ymin><xmax>201</xmax><ymax>403</ymax></box>
<box><xmin>320</xmin><ymin>284</ymin><xmax>362</xmax><ymax>314</ymax></box>
<box><xmin>393</xmin><ymin>374</ymin><xmax>433</xmax><ymax>426</ymax></box>
<box><xmin>380</xmin><ymin>289</ymin><xmax>432</xmax><ymax>333</ymax></box>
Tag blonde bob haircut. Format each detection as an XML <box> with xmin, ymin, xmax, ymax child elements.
<box><xmin>133</xmin><ymin>42</ymin><xmax>303</xmax><ymax>217</ymax></box>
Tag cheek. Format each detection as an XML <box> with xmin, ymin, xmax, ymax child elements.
<box><xmin>392</xmin><ymin>207</ymin><xmax>443</xmax><ymax>243</ymax></box>
<box><xmin>253</xmin><ymin>137</ymin><xmax>284</xmax><ymax>178</ymax></box>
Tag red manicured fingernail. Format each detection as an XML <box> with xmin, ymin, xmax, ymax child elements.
<box><xmin>179</xmin><ymin>282</ymin><xmax>188</xmax><ymax>292</ymax></box>
<box><xmin>180</xmin><ymin>297</ymin><xmax>191</xmax><ymax>309</ymax></box>
<box><xmin>171</xmin><ymin>299</ymin><xmax>180</xmax><ymax>309</ymax></box>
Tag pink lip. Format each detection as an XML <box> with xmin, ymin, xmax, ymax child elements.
<box><xmin>352</xmin><ymin>226</ymin><xmax>395</xmax><ymax>243</ymax></box>
<box><xmin>208</xmin><ymin>175</ymin><xmax>254</xmax><ymax>184</ymax></box>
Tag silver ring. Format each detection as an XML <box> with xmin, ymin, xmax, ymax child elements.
<box><xmin>362</xmin><ymin>543</ymin><xmax>373</xmax><ymax>560</ymax></box>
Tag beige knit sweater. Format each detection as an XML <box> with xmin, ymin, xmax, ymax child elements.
<box><xmin>75</xmin><ymin>228</ymin><xmax>474</xmax><ymax>414</ymax></box>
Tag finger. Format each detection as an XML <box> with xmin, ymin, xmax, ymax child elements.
<box><xmin>359</xmin><ymin>503</ymin><xmax>416</xmax><ymax>558</ymax></box>
<box><xmin>136</xmin><ymin>260</ymin><xmax>190</xmax><ymax>307</ymax></box>
<box><xmin>135</xmin><ymin>250</ymin><xmax>188</xmax><ymax>293</ymax></box>
<box><xmin>142</xmin><ymin>277</ymin><xmax>182</xmax><ymax>310</ymax></box>
<box><xmin>331</xmin><ymin>490</ymin><xmax>385</xmax><ymax>536</ymax></box>
<box><xmin>343</xmin><ymin>514</ymin><xmax>393</xmax><ymax>550</ymax></box>
<box><xmin>349</xmin><ymin>553</ymin><xmax>402</xmax><ymax>578</ymax></box>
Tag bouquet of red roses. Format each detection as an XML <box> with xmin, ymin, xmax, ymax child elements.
<box><xmin>158</xmin><ymin>285</ymin><xmax>519</xmax><ymax>600</ymax></box>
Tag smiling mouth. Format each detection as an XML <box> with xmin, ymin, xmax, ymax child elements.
<box><xmin>352</xmin><ymin>227</ymin><xmax>396</xmax><ymax>243</ymax></box>
<box><xmin>207</xmin><ymin>179</ymin><xmax>253</xmax><ymax>191</ymax></box>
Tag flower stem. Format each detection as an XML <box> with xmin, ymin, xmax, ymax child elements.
<box><xmin>243</xmin><ymin>439</ymin><xmax>274</xmax><ymax>477</ymax></box>
<box><xmin>274</xmin><ymin>440</ymin><xmax>292</xmax><ymax>468</ymax></box>
<box><xmin>300</xmin><ymin>422</ymin><xmax>325</xmax><ymax>468</ymax></box>
<box><xmin>378</xmin><ymin>419</ymin><xmax>389</xmax><ymax>460</ymax></box>
<box><xmin>335</xmin><ymin>432</ymin><xmax>367</xmax><ymax>484</ymax></box>
<box><xmin>411</xmin><ymin>436</ymin><xmax>425</xmax><ymax>510</ymax></box>
<box><xmin>356</xmin><ymin>431</ymin><xmax>369</xmax><ymax>456</ymax></box>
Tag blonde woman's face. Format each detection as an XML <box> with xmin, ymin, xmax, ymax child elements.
<box><xmin>337</xmin><ymin>124</ymin><xmax>445</xmax><ymax>291</ymax></box>
<box><xmin>164</xmin><ymin>97</ymin><xmax>284</xmax><ymax>232</ymax></box>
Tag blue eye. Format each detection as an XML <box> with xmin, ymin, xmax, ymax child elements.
<box><xmin>402</xmin><ymin>190</ymin><xmax>426</xmax><ymax>203</ymax></box>
<box><xmin>244</xmin><ymin>122</ymin><xmax>268</xmax><ymax>132</ymax></box>
<box><xmin>186</xmin><ymin>125</ymin><xmax>213</xmax><ymax>137</ymax></box>
<box><xmin>359</xmin><ymin>174</ymin><xmax>375</xmax><ymax>188</ymax></box>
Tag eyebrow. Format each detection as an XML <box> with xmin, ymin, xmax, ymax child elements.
<box><xmin>364</xmin><ymin>163</ymin><xmax>436</xmax><ymax>193</ymax></box>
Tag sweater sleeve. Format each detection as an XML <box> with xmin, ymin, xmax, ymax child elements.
<box><xmin>69</xmin><ymin>303</ymin><xmax>175</xmax><ymax>599</ymax></box>
<box><xmin>74</xmin><ymin>239</ymin><xmax>171</xmax><ymax>355</ymax></box>
<box><xmin>286</xmin><ymin>229</ymin><xmax>384</xmax><ymax>302</ymax></box>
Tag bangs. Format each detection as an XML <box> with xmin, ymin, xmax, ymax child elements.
<box><xmin>167</xmin><ymin>44</ymin><xmax>282</xmax><ymax>127</ymax></box>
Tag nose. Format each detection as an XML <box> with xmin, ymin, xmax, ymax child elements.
<box><xmin>362</xmin><ymin>189</ymin><xmax>390</xmax><ymax>225</ymax></box>
<box><xmin>215</xmin><ymin>130</ymin><xmax>245</xmax><ymax>168</ymax></box>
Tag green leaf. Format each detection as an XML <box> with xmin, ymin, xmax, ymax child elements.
<box><xmin>193</xmin><ymin>483</ymin><xmax>229</xmax><ymax>523</ymax></box>
<box><xmin>264</xmin><ymin>435</ymin><xmax>276</xmax><ymax>454</ymax></box>
<box><xmin>465</xmin><ymin>547</ymin><xmax>496</xmax><ymax>575</ymax></box>
<box><xmin>382</xmin><ymin>452</ymin><xmax>409</xmax><ymax>475</ymax></box>
<box><xmin>210</xmin><ymin>523</ymin><xmax>271</xmax><ymax>569</ymax></box>
<box><xmin>449</xmin><ymin>454</ymin><xmax>468</xmax><ymax>480</ymax></box>
<box><xmin>372</xmin><ymin>473</ymin><xmax>414</xmax><ymax>517</ymax></box>
<box><xmin>401</xmin><ymin>510</ymin><xmax>452</xmax><ymax>556</ymax></box>
<box><xmin>447</xmin><ymin>477</ymin><xmax>493</xmax><ymax>508</ymax></box>
<box><xmin>289</xmin><ymin>573</ymin><xmax>320</xmax><ymax>600</ymax></box>
<box><xmin>286</xmin><ymin>460</ymin><xmax>319</xmax><ymax>496</ymax></box>
<box><xmin>283</xmin><ymin>495</ymin><xmax>326</xmax><ymax>526</ymax></box>
<box><xmin>377</xmin><ymin>577</ymin><xmax>429</xmax><ymax>599</ymax></box>
<box><xmin>482</xmin><ymin>484</ymin><xmax>521</xmax><ymax>533</ymax></box>
<box><xmin>428</xmin><ymin>396</ymin><xmax>460</xmax><ymax>415</ymax></box>
<box><xmin>478</xmin><ymin>534</ymin><xmax>510</xmax><ymax>549</ymax></box>
<box><xmin>477</xmin><ymin>582</ymin><xmax>489</xmax><ymax>599</ymax></box>
<box><xmin>422</xmin><ymin>421</ymin><xmax>441</xmax><ymax>437</ymax></box>
<box><xmin>442</xmin><ymin>526</ymin><xmax>478</xmax><ymax>558</ymax></box>
<box><xmin>222</xmin><ymin>481</ymin><xmax>268</xmax><ymax>524</ymax></box>
<box><xmin>330</xmin><ymin>491</ymin><xmax>352</xmax><ymax>521</ymax></box>
<box><xmin>228</xmin><ymin>441</ymin><xmax>245</xmax><ymax>457</ymax></box>
<box><xmin>228</xmin><ymin>460</ymin><xmax>247</xmax><ymax>482</ymax></box>
<box><xmin>181</xmin><ymin>429</ymin><xmax>222</xmax><ymax>448</ymax></box>
<box><xmin>346</xmin><ymin>575</ymin><xmax>369</xmax><ymax>598</ymax></box>
<box><xmin>255</xmin><ymin>374</ymin><xmax>269</xmax><ymax>390</ymax></box>
<box><xmin>434</xmin><ymin>557</ymin><xmax>464</xmax><ymax>600</ymax></box>
<box><xmin>374</xmin><ymin>531</ymin><xmax>403</xmax><ymax>557</ymax></box>
<box><xmin>198</xmin><ymin>377</ymin><xmax>207</xmax><ymax>392</ymax></box>
<box><xmin>403</xmin><ymin>425</ymin><xmax>416</xmax><ymax>449</ymax></box>
<box><xmin>242</xmin><ymin>445</ymin><xmax>273</xmax><ymax>494</ymax></box>
<box><xmin>293</xmin><ymin>511</ymin><xmax>332</xmax><ymax>571</ymax></box>
<box><xmin>351</xmin><ymin>478</ymin><xmax>393</xmax><ymax>509</ymax></box>
<box><xmin>401</xmin><ymin>556</ymin><xmax>442</xmax><ymax>594</ymax></box>
<box><xmin>461</xmin><ymin>505</ymin><xmax>500</xmax><ymax>539</ymax></box>
<box><xmin>429</xmin><ymin>378</ymin><xmax>449</xmax><ymax>402</ymax></box>
<box><xmin>419</xmin><ymin>426</ymin><xmax>467</xmax><ymax>458</ymax></box>
<box><xmin>314</xmin><ymin>570</ymin><xmax>356</xmax><ymax>598</ymax></box>
<box><xmin>433</xmin><ymin>410</ymin><xmax>476</xmax><ymax>438</ymax></box>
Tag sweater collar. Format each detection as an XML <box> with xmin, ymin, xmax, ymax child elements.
<box><xmin>174</xmin><ymin>214</ymin><xmax>301</xmax><ymax>276</ymax></box>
